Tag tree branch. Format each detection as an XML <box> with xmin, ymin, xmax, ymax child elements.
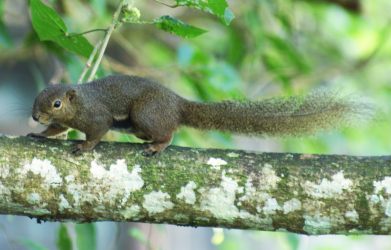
<box><xmin>1</xmin><ymin>135</ymin><xmax>391</xmax><ymax>235</ymax></box>
<box><xmin>77</xmin><ymin>40</ymin><xmax>103</xmax><ymax>84</ymax></box>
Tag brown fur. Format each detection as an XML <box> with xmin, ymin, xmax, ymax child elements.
<box><xmin>28</xmin><ymin>75</ymin><xmax>374</xmax><ymax>155</ymax></box>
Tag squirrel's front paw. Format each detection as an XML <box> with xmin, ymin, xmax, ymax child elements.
<box><xmin>27</xmin><ymin>133</ymin><xmax>46</xmax><ymax>139</ymax></box>
<box><xmin>71</xmin><ymin>144</ymin><xmax>85</xmax><ymax>156</ymax></box>
<box><xmin>142</xmin><ymin>144</ymin><xmax>159</xmax><ymax>157</ymax></box>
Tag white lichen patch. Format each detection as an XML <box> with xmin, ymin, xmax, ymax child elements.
<box><xmin>200</xmin><ymin>171</ymin><xmax>240</xmax><ymax>220</ymax></box>
<box><xmin>177</xmin><ymin>181</ymin><xmax>197</xmax><ymax>205</ymax></box>
<box><xmin>374</xmin><ymin>177</ymin><xmax>391</xmax><ymax>194</ymax></box>
<box><xmin>200</xmin><ymin>171</ymin><xmax>260</xmax><ymax>224</ymax></box>
<box><xmin>0</xmin><ymin>166</ymin><xmax>9</xmax><ymax>178</ymax></box>
<box><xmin>5</xmin><ymin>135</ymin><xmax>19</xmax><ymax>139</ymax></box>
<box><xmin>303</xmin><ymin>171</ymin><xmax>352</xmax><ymax>199</ymax></box>
<box><xmin>283</xmin><ymin>198</ymin><xmax>301</xmax><ymax>214</ymax></box>
<box><xmin>345</xmin><ymin>210</ymin><xmax>359</xmax><ymax>223</ymax></box>
<box><xmin>0</xmin><ymin>182</ymin><xmax>10</xmax><ymax>198</ymax></box>
<box><xmin>90</xmin><ymin>160</ymin><xmax>144</xmax><ymax>206</ymax></box>
<box><xmin>59</xmin><ymin>194</ymin><xmax>71</xmax><ymax>212</ymax></box>
<box><xmin>30</xmin><ymin>208</ymin><xmax>50</xmax><ymax>216</ymax></box>
<box><xmin>143</xmin><ymin>191</ymin><xmax>174</xmax><ymax>215</ymax></box>
<box><xmin>258</xmin><ymin>164</ymin><xmax>280</xmax><ymax>191</ymax></box>
<box><xmin>120</xmin><ymin>205</ymin><xmax>140</xmax><ymax>219</ymax></box>
<box><xmin>65</xmin><ymin>175</ymin><xmax>75</xmax><ymax>183</ymax></box>
<box><xmin>263</xmin><ymin>198</ymin><xmax>281</xmax><ymax>215</ymax></box>
<box><xmin>303</xmin><ymin>214</ymin><xmax>332</xmax><ymax>234</ymax></box>
<box><xmin>385</xmin><ymin>199</ymin><xmax>391</xmax><ymax>217</ymax></box>
<box><xmin>207</xmin><ymin>157</ymin><xmax>227</xmax><ymax>170</ymax></box>
<box><xmin>27</xmin><ymin>192</ymin><xmax>41</xmax><ymax>205</ymax></box>
<box><xmin>237</xmin><ymin>210</ymin><xmax>274</xmax><ymax>229</ymax></box>
<box><xmin>368</xmin><ymin>177</ymin><xmax>391</xmax><ymax>217</ymax></box>
<box><xmin>19</xmin><ymin>158</ymin><xmax>62</xmax><ymax>189</ymax></box>
<box><xmin>66</xmin><ymin>181</ymin><xmax>90</xmax><ymax>209</ymax></box>
<box><xmin>369</xmin><ymin>194</ymin><xmax>381</xmax><ymax>204</ymax></box>
<box><xmin>227</xmin><ymin>152</ymin><xmax>239</xmax><ymax>158</ymax></box>
<box><xmin>239</xmin><ymin>178</ymin><xmax>256</xmax><ymax>202</ymax></box>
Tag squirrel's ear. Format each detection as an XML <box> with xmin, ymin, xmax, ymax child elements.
<box><xmin>66</xmin><ymin>89</ymin><xmax>76</xmax><ymax>101</ymax></box>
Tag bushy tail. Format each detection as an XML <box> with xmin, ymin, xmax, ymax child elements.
<box><xmin>180</xmin><ymin>90</ymin><xmax>375</xmax><ymax>136</ymax></box>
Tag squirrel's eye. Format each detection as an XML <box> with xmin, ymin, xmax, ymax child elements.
<box><xmin>53</xmin><ymin>100</ymin><xmax>62</xmax><ymax>108</ymax></box>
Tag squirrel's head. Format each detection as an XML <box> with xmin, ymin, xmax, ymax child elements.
<box><xmin>32</xmin><ymin>85</ymin><xmax>77</xmax><ymax>125</ymax></box>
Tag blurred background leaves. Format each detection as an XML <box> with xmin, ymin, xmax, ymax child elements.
<box><xmin>1</xmin><ymin>0</ymin><xmax>391</xmax><ymax>249</ymax></box>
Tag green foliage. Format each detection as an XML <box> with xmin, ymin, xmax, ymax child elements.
<box><xmin>263</xmin><ymin>33</ymin><xmax>311</xmax><ymax>76</ymax></box>
<box><xmin>11</xmin><ymin>0</ymin><xmax>391</xmax><ymax>247</ymax></box>
<box><xmin>19</xmin><ymin>239</ymin><xmax>48</xmax><ymax>250</ymax></box>
<box><xmin>285</xmin><ymin>233</ymin><xmax>300</xmax><ymax>250</ymax></box>
<box><xmin>0</xmin><ymin>2</ymin><xmax>4</xmax><ymax>20</ymax></box>
<box><xmin>121</xmin><ymin>5</ymin><xmax>141</xmax><ymax>23</ymax></box>
<box><xmin>0</xmin><ymin>0</ymin><xmax>12</xmax><ymax>47</ymax></box>
<box><xmin>177</xmin><ymin>43</ymin><xmax>243</xmax><ymax>100</ymax></box>
<box><xmin>89</xmin><ymin>0</ymin><xmax>106</xmax><ymax>17</ymax></box>
<box><xmin>128</xmin><ymin>228</ymin><xmax>148</xmax><ymax>245</ymax></box>
<box><xmin>154</xmin><ymin>16</ymin><xmax>207</xmax><ymax>38</ymax></box>
<box><xmin>75</xmin><ymin>224</ymin><xmax>96</xmax><ymax>250</ymax></box>
<box><xmin>56</xmin><ymin>224</ymin><xmax>72</xmax><ymax>250</ymax></box>
<box><xmin>176</xmin><ymin>0</ymin><xmax>235</xmax><ymax>25</ymax></box>
<box><xmin>29</xmin><ymin>0</ymin><xmax>93</xmax><ymax>57</ymax></box>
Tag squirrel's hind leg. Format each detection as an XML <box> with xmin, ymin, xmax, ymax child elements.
<box><xmin>142</xmin><ymin>133</ymin><xmax>173</xmax><ymax>157</ymax></box>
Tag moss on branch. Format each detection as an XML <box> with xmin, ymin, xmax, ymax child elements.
<box><xmin>0</xmin><ymin>135</ymin><xmax>390</xmax><ymax>235</ymax></box>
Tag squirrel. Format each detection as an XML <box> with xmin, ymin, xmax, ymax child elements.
<box><xmin>28</xmin><ymin>75</ymin><xmax>374</xmax><ymax>155</ymax></box>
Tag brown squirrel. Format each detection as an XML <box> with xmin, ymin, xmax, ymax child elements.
<box><xmin>28</xmin><ymin>75</ymin><xmax>374</xmax><ymax>155</ymax></box>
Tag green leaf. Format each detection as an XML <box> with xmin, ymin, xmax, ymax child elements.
<box><xmin>176</xmin><ymin>0</ymin><xmax>234</xmax><ymax>25</ymax></box>
<box><xmin>266</xmin><ymin>34</ymin><xmax>311</xmax><ymax>73</ymax></box>
<box><xmin>0</xmin><ymin>0</ymin><xmax>12</xmax><ymax>47</ymax></box>
<box><xmin>54</xmin><ymin>34</ymin><xmax>94</xmax><ymax>58</ymax></box>
<box><xmin>0</xmin><ymin>0</ymin><xmax>4</xmax><ymax>17</ymax></box>
<box><xmin>18</xmin><ymin>239</ymin><xmax>48</xmax><ymax>250</ymax></box>
<box><xmin>0</xmin><ymin>21</ymin><xmax>12</xmax><ymax>47</ymax></box>
<box><xmin>29</xmin><ymin>0</ymin><xmax>93</xmax><ymax>57</ymax></box>
<box><xmin>57</xmin><ymin>224</ymin><xmax>72</xmax><ymax>250</ymax></box>
<box><xmin>286</xmin><ymin>233</ymin><xmax>300</xmax><ymax>250</ymax></box>
<box><xmin>75</xmin><ymin>224</ymin><xmax>96</xmax><ymax>250</ymax></box>
<box><xmin>29</xmin><ymin>0</ymin><xmax>66</xmax><ymax>39</ymax></box>
<box><xmin>154</xmin><ymin>16</ymin><xmax>207</xmax><ymax>38</ymax></box>
<box><xmin>128</xmin><ymin>228</ymin><xmax>147</xmax><ymax>245</ymax></box>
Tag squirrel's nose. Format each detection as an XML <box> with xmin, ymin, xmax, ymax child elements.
<box><xmin>32</xmin><ymin>115</ymin><xmax>39</xmax><ymax>122</ymax></box>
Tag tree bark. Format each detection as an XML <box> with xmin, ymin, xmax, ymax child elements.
<box><xmin>0</xmin><ymin>135</ymin><xmax>390</xmax><ymax>235</ymax></box>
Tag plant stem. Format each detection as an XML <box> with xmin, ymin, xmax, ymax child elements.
<box><xmin>153</xmin><ymin>0</ymin><xmax>178</xmax><ymax>8</ymax></box>
<box><xmin>87</xmin><ymin>0</ymin><xmax>126</xmax><ymax>81</ymax></box>
<box><xmin>68</xmin><ymin>28</ymin><xmax>107</xmax><ymax>37</ymax></box>
<box><xmin>77</xmin><ymin>40</ymin><xmax>103</xmax><ymax>84</ymax></box>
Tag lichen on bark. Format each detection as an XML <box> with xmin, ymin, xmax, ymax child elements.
<box><xmin>0</xmin><ymin>135</ymin><xmax>391</xmax><ymax>235</ymax></box>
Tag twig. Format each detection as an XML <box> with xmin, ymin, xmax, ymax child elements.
<box><xmin>68</xmin><ymin>28</ymin><xmax>107</xmax><ymax>37</ymax></box>
<box><xmin>153</xmin><ymin>0</ymin><xmax>178</xmax><ymax>8</ymax></box>
<box><xmin>77</xmin><ymin>40</ymin><xmax>103</xmax><ymax>84</ymax></box>
<box><xmin>87</xmin><ymin>0</ymin><xmax>126</xmax><ymax>81</ymax></box>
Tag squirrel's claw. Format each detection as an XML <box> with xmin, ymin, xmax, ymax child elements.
<box><xmin>142</xmin><ymin>145</ymin><xmax>158</xmax><ymax>157</ymax></box>
<box><xmin>71</xmin><ymin>144</ymin><xmax>84</xmax><ymax>156</ymax></box>
<box><xmin>27</xmin><ymin>133</ymin><xmax>46</xmax><ymax>139</ymax></box>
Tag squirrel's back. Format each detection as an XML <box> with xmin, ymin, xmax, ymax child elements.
<box><xmin>77</xmin><ymin>75</ymin><xmax>183</xmax><ymax>119</ymax></box>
